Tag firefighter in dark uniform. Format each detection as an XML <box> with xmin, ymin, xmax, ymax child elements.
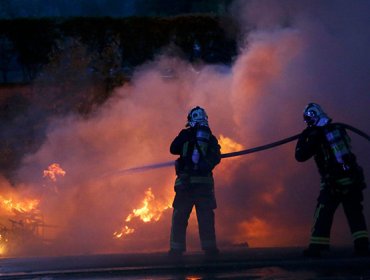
<box><xmin>295</xmin><ymin>103</ymin><xmax>369</xmax><ymax>257</ymax></box>
<box><xmin>169</xmin><ymin>106</ymin><xmax>221</xmax><ymax>257</ymax></box>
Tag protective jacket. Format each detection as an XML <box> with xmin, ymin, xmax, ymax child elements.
<box><xmin>295</xmin><ymin>121</ymin><xmax>368</xmax><ymax>253</ymax></box>
<box><xmin>169</xmin><ymin>125</ymin><xmax>221</xmax><ymax>253</ymax></box>
<box><xmin>170</xmin><ymin>126</ymin><xmax>221</xmax><ymax>193</ymax></box>
<box><xmin>295</xmin><ymin>122</ymin><xmax>365</xmax><ymax>192</ymax></box>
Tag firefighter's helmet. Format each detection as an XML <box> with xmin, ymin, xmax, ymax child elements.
<box><xmin>187</xmin><ymin>106</ymin><xmax>208</xmax><ymax>127</ymax></box>
<box><xmin>303</xmin><ymin>103</ymin><xmax>331</xmax><ymax>127</ymax></box>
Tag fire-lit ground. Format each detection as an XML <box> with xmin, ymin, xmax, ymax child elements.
<box><xmin>0</xmin><ymin>247</ymin><xmax>369</xmax><ymax>279</ymax></box>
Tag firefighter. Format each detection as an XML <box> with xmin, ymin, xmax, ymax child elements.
<box><xmin>295</xmin><ymin>103</ymin><xmax>369</xmax><ymax>257</ymax></box>
<box><xmin>169</xmin><ymin>106</ymin><xmax>221</xmax><ymax>257</ymax></box>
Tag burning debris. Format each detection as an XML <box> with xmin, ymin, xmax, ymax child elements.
<box><xmin>43</xmin><ymin>163</ymin><xmax>66</xmax><ymax>182</ymax></box>
<box><xmin>114</xmin><ymin>187</ymin><xmax>171</xmax><ymax>239</ymax></box>
<box><xmin>0</xmin><ymin>163</ymin><xmax>67</xmax><ymax>256</ymax></box>
<box><xmin>1</xmin><ymin>196</ymin><xmax>39</xmax><ymax>214</ymax></box>
<box><xmin>0</xmin><ymin>225</ymin><xmax>9</xmax><ymax>255</ymax></box>
<box><xmin>0</xmin><ymin>193</ymin><xmax>45</xmax><ymax>256</ymax></box>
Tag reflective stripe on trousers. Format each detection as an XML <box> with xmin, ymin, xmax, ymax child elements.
<box><xmin>175</xmin><ymin>175</ymin><xmax>214</xmax><ymax>186</ymax></box>
<box><xmin>352</xmin><ymin>230</ymin><xmax>368</xmax><ymax>241</ymax></box>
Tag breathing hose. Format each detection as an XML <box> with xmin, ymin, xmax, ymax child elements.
<box><xmin>114</xmin><ymin>123</ymin><xmax>369</xmax><ymax>174</ymax></box>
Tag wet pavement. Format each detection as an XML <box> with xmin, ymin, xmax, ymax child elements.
<box><xmin>0</xmin><ymin>247</ymin><xmax>369</xmax><ymax>279</ymax></box>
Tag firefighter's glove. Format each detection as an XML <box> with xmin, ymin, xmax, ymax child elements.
<box><xmin>300</xmin><ymin>127</ymin><xmax>320</xmax><ymax>148</ymax></box>
<box><xmin>301</xmin><ymin>127</ymin><xmax>319</xmax><ymax>140</ymax></box>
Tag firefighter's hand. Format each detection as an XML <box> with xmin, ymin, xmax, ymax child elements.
<box><xmin>295</xmin><ymin>127</ymin><xmax>320</xmax><ymax>162</ymax></box>
<box><xmin>301</xmin><ymin>127</ymin><xmax>320</xmax><ymax>141</ymax></box>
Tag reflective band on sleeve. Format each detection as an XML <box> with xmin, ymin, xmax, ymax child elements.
<box><xmin>174</xmin><ymin>177</ymin><xmax>183</xmax><ymax>186</ymax></box>
<box><xmin>336</xmin><ymin>177</ymin><xmax>354</xmax><ymax>186</ymax></box>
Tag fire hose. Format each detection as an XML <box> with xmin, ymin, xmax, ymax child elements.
<box><xmin>115</xmin><ymin>123</ymin><xmax>369</xmax><ymax>174</ymax></box>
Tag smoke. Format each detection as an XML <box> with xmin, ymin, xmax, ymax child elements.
<box><xmin>2</xmin><ymin>0</ymin><xmax>370</xmax><ymax>256</ymax></box>
<box><xmin>223</xmin><ymin>0</ymin><xmax>370</xmax><ymax>247</ymax></box>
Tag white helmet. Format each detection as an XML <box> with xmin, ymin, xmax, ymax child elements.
<box><xmin>303</xmin><ymin>103</ymin><xmax>331</xmax><ymax>127</ymax></box>
<box><xmin>186</xmin><ymin>106</ymin><xmax>208</xmax><ymax>127</ymax></box>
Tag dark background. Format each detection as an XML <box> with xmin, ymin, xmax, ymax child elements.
<box><xmin>0</xmin><ymin>0</ymin><xmax>239</xmax><ymax>180</ymax></box>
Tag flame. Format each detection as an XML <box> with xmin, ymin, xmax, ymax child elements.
<box><xmin>0</xmin><ymin>232</ymin><xmax>9</xmax><ymax>255</ymax></box>
<box><xmin>0</xmin><ymin>191</ymin><xmax>43</xmax><ymax>256</ymax></box>
<box><xmin>240</xmin><ymin>217</ymin><xmax>271</xmax><ymax>240</ymax></box>
<box><xmin>186</xmin><ymin>277</ymin><xmax>202</xmax><ymax>280</ymax></box>
<box><xmin>113</xmin><ymin>226</ymin><xmax>135</xmax><ymax>238</ymax></box>
<box><xmin>218</xmin><ymin>134</ymin><xmax>244</xmax><ymax>153</ymax></box>
<box><xmin>1</xmin><ymin>195</ymin><xmax>40</xmax><ymax>214</ymax></box>
<box><xmin>43</xmin><ymin>163</ymin><xmax>66</xmax><ymax>182</ymax></box>
<box><xmin>114</xmin><ymin>187</ymin><xmax>171</xmax><ymax>239</ymax></box>
<box><xmin>0</xmin><ymin>243</ymin><xmax>7</xmax><ymax>255</ymax></box>
<box><xmin>217</xmin><ymin>135</ymin><xmax>246</xmax><ymax>182</ymax></box>
<box><xmin>125</xmin><ymin>188</ymin><xmax>167</xmax><ymax>223</ymax></box>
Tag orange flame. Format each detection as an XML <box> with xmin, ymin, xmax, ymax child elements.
<box><xmin>43</xmin><ymin>163</ymin><xmax>66</xmax><ymax>182</ymax></box>
<box><xmin>236</xmin><ymin>217</ymin><xmax>272</xmax><ymax>247</ymax></box>
<box><xmin>0</xmin><ymin>195</ymin><xmax>40</xmax><ymax>214</ymax></box>
<box><xmin>0</xmin><ymin>192</ymin><xmax>44</xmax><ymax>257</ymax></box>
<box><xmin>218</xmin><ymin>134</ymin><xmax>244</xmax><ymax>153</ymax></box>
<box><xmin>0</xmin><ymin>242</ymin><xmax>7</xmax><ymax>255</ymax></box>
<box><xmin>125</xmin><ymin>188</ymin><xmax>168</xmax><ymax>223</ymax></box>
<box><xmin>114</xmin><ymin>187</ymin><xmax>171</xmax><ymax>239</ymax></box>
<box><xmin>113</xmin><ymin>226</ymin><xmax>135</xmax><ymax>238</ymax></box>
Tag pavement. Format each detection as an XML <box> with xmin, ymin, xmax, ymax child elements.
<box><xmin>0</xmin><ymin>247</ymin><xmax>369</xmax><ymax>279</ymax></box>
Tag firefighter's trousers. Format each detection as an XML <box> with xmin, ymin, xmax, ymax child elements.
<box><xmin>170</xmin><ymin>188</ymin><xmax>217</xmax><ymax>252</ymax></box>
<box><xmin>309</xmin><ymin>186</ymin><xmax>368</xmax><ymax>251</ymax></box>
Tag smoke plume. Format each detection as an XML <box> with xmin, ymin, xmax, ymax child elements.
<box><xmin>1</xmin><ymin>0</ymin><xmax>370</xmax><ymax>256</ymax></box>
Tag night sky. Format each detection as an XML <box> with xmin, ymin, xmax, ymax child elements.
<box><xmin>0</xmin><ymin>0</ymin><xmax>230</xmax><ymax>18</ymax></box>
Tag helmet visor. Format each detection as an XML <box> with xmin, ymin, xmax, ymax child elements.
<box><xmin>303</xmin><ymin>110</ymin><xmax>318</xmax><ymax>126</ymax></box>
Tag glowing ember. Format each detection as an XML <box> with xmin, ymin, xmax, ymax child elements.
<box><xmin>113</xmin><ymin>226</ymin><xmax>135</xmax><ymax>238</ymax></box>
<box><xmin>43</xmin><ymin>163</ymin><xmax>66</xmax><ymax>182</ymax></box>
<box><xmin>114</xmin><ymin>187</ymin><xmax>171</xmax><ymax>239</ymax></box>
<box><xmin>218</xmin><ymin>134</ymin><xmax>244</xmax><ymax>153</ymax></box>
<box><xmin>186</xmin><ymin>277</ymin><xmax>202</xmax><ymax>280</ymax></box>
